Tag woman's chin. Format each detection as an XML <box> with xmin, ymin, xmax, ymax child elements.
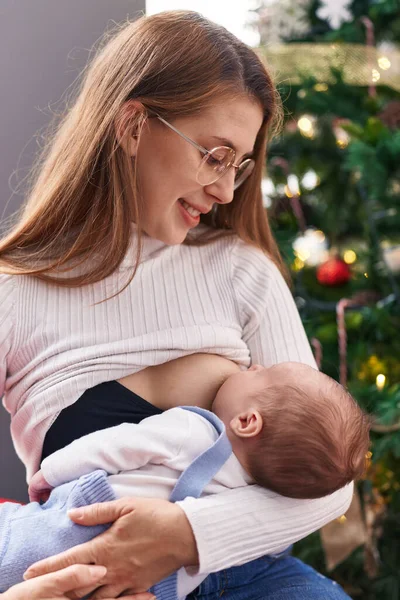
<box><xmin>148</xmin><ymin>226</ymin><xmax>188</xmax><ymax>246</ymax></box>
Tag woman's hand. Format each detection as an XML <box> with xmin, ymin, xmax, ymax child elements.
<box><xmin>28</xmin><ymin>469</ymin><xmax>53</xmax><ymax>503</ymax></box>
<box><xmin>24</xmin><ymin>497</ymin><xmax>199</xmax><ymax>600</ymax></box>
<box><xmin>1</xmin><ymin>564</ymin><xmax>110</xmax><ymax>600</ymax></box>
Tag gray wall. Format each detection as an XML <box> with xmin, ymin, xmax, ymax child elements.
<box><xmin>0</xmin><ymin>0</ymin><xmax>145</xmax><ymax>502</ymax></box>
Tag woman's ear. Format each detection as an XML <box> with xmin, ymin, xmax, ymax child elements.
<box><xmin>115</xmin><ymin>100</ymin><xmax>147</xmax><ymax>157</ymax></box>
<box><xmin>230</xmin><ymin>410</ymin><xmax>263</xmax><ymax>439</ymax></box>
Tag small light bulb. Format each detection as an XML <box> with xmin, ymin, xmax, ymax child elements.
<box><xmin>376</xmin><ymin>374</ymin><xmax>386</xmax><ymax>391</ymax></box>
<box><xmin>344</xmin><ymin>250</ymin><xmax>357</xmax><ymax>264</ymax></box>
<box><xmin>378</xmin><ymin>56</ymin><xmax>391</xmax><ymax>70</ymax></box>
<box><xmin>293</xmin><ymin>257</ymin><xmax>305</xmax><ymax>271</ymax></box>
<box><xmin>372</xmin><ymin>69</ymin><xmax>381</xmax><ymax>83</ymax></box>
<box><xmin>287</xmin><ymin>174</ymin><xmax>300</xmax><ymax>196</ymax></box>
<box><xmin>284</xmin><ymin>184</ymin><xmax>293</xmax><ymax>198</ymax></box>
<box><xmin>298</xmin><ymin>116</ymin><xmax>315</xmax><ymax>138</ymax></box>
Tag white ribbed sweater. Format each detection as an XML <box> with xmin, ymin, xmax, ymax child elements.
<box><xmin>0</xmin><ymin>226</ymin><xmax>353</xmax><ymax>574</ymax></box>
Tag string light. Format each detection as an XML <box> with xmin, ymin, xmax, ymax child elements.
<box><xmin>302</xmin><ymin>169</ymin><xmax>320</xmax><ymax>190</ymax></box>
<box><xmin>287</xmin><ymin>175</ymin><xmax>301</xmax><ymax>198</ymax></box>
<box><xmin>372</xmin><ymin>69</ymin><xmax>381</xmax><ymax>83</ymax></box>
<box><xmin>293</xmin><ymin>257</ymin><xmax>305</xmax><ymax>271</ymax></box>
<box><xmin>364</xmin><ymin>451</ymin><xmax>373</xmax><ymax>473</ymax></box>
<box><xmin>261</xmin><ymin>177</ymin><xmax>275</xmax><ymax>208</ymax></box>
<box><xmin>343</xmin><ymin>250</ymin><xmax>357</xmax><ymax>264</ymax></box>
<box><xmin>284</xmin><ymin>185</ymin><xmax>293</xmax><ymax>198</ymax></box>
<box><xmin>336</xmin><ymin>135</ymin><xmax>349</xmax><ymax>149</ymax></box>
<box><xmin>378</xmin><ymin>56</ymin><xmax>391</xmax><ymax>70</ymax></box>
<box><xmin>314</xmin><ymin>83</ymin><xmax>328</xmax><ymax>92</ymax></box>
<box><xmin>293</xmin><ymin>229</ymin><xmax>328</xmax><ymax>266</ymax></box>
<box><xmin>333</xmin><ymin>121</ymin><xmax>350</xmax><ymax>149</ymax></box>
<box><xmin>376</xmin><ymin>374</ymin><xmax>386</xmax><ymax>391</ymax></box>
<box><xmin>297</xmin><ymin>115</ymin><xmax>315</xmax><ymax>138</ymax></box>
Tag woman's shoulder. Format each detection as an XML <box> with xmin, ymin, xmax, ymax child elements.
<box><xmin>0</xmin><ymin>272</ymin><xmax>18</xmax><ymax>303</ymax></box>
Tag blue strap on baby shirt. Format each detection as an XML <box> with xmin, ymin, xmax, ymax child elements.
<box><xmin>151</xmin><ymin>406</ymin><xmax>233</xmax><ymax>600</ymax></box>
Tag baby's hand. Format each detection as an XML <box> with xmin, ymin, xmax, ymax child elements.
<box><xmin>29</xmin><ymin>469</ymin><xmax>53</xmax><ymax>503</ymax></box>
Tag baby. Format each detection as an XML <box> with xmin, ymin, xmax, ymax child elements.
<box><xmin>0</xmin><ymin>362</ymin><xmax>370</xmax><ymax>596</ymax></box>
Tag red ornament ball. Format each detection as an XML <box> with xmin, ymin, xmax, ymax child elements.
<box><xmin>317</xmin><ymin>258</ymin><xmax>351</xmax><ymax>286</ymax></box>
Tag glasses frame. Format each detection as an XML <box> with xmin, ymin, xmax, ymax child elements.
<box><xmin>155</xmin><ymin>114</ymin><xmax>255</xmax><ymax>190</ymax></box>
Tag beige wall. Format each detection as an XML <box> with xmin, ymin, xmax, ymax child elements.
<box><xmin>0</xmin><ymin>0</ymin><xmax>145</xmax><ymax>501</ymax></box>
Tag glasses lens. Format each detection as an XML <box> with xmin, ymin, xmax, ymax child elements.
<box><xmin>233</xmin><ymin>159</ymin><xmax>255</xmax><ymax>190</ymax></box>
<box><xmin>197</xmin><ymin>146</ymin><xmax>234</xmax><ymax>186</ymax></box>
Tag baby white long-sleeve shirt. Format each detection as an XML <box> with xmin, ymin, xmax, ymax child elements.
<box><xmin>40</xmin><ymin>407</ymin><xmax>252</xmax><ymax>498</ymax></box>
<box><xmin>0</xmin><ymin>225</ymin><xmax>353</xmax><ymax>574</ymax></box>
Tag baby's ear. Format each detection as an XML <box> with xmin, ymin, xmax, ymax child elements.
<box><xmin>115</xmin><ymin>100</ymin><xmax>147</xmax><ymax>157</ymax></box>
<box><xmin>230</xmin><ymin>410</ymin><xmax>263</xmax><ymax>438</ymax></box>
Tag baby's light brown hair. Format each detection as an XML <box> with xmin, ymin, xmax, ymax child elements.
<box><xmin>244</xmin><ymin>371</ymin><xmax>371</xmax><ymax>499</ymax></box>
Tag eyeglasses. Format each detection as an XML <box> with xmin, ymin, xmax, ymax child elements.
<box><xmin>155</xmin><ymin>115</ymin><xmax>255</xmax><ymax>190</ymax></box>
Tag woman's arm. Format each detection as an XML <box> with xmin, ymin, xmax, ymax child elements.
<box><xmin>178</xmin><ymin>481</ymin><xmax>353</xmax><ymax>574</ymax></box>
<box><xmin>23</xmin><ymin>485</ymin><xmax>352</xmax><ymax>598</ymax></box>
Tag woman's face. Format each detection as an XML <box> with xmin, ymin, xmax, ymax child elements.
<box><xmin>133</xmin><ymin>95</ymin><xmax>264</xmax><ymax>244</ymax></box>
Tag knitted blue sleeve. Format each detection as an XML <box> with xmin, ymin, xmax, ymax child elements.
<box><xmin>0</xmin><ymin>470</ymin><xmax>116</xmax><ymax>592</ymax></box>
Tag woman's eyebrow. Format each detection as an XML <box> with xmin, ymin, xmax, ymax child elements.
<box><xmin>210</xmin><ymin>135</ymin><xmax>254</xmax><ymax>158</ymax></box>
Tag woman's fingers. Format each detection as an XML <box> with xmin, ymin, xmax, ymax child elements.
<box><xmin>68</xmin><ymin>499</ymin><xmax>127</xmax><ymax>526</ymax></box>
<box><xmin>91</xmin><ymin>588</ymin><xmax>155</xmax><ymax>600</ymax></box>
<box><xmin>43</xmin><ymin>565</ymin><xmax>106</xmax><ymax>596</ymax></box>
<box><xmin>4</xmin><ymin>565</ymin><xmax>107</xmax><ymax>600</ymax></box>
<box><xmin>72</xmin><ymin>586</ymin><xmax>154</xmax><ymax>600</ymax></box>
<box><xmin>23</xmin><ymin>537</ymin><xmax>102</xmax><ymax>580</ymax></box>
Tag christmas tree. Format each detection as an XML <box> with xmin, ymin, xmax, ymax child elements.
<box><xmin>252</xmin><ymin>1</ymin><xmax>400</xmax><ymax>598</ymax></box>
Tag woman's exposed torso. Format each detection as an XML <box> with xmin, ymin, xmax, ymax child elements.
<box><xmin>41</xmin><ymin>354</ymin><xmax>241</xmax><ymax>460</ymax></box>
<box><xmin>118</xmin><ymin>353</ymin><xmax>241</xmax><ymax>411</ymax></box>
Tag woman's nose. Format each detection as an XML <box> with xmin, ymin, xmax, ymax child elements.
<box><xmin>205</xmin><ymin>169</ymin><xmax>235</xmax><ymax>205</ymax></box>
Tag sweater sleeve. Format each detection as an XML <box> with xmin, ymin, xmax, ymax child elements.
<box><xmin>176</xmin><ymin>239</ymin><xmax>352</xmax><ymax>574</ymax></box>
<box><xmin>0</xmin><ymin>275</ymin><xmax>16</xmax><ymax>400</ymax></box>
<box><xmin>178</xmin><ymin>482</ymin><xmax>353</xmax><ymax>574</ymax></box>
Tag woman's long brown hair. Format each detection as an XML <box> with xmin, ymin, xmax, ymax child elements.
<box><xmin>0</xmin><ymin>10</ymin><xmax>284</xmax><ymax>287</ymax></box>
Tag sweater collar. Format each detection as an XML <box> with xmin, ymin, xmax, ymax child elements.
<box><xmin>120</xmin><ymin>222</ymin><xmax>169</xmax><ymax>267</ymax></box>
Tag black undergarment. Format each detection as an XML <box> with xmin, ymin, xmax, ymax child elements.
<box><xmin>41</xmin><ymin>380</ymin><xmax>163</xmax><ymax>461</ymax></box>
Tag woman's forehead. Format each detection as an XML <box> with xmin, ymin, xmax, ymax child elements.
<box><xmin>187</xmin><ymin>97</ymin><xmax>263</xmax><ymax>152</ymax></box>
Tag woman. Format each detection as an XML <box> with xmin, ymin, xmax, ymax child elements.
<box><xmin>0</xmin><ymin>10</ymin><xmax>352</xmax><ymax>600</ymax></box>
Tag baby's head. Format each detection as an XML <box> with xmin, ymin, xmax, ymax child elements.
<box><xmin>212</xmin><ymin>362</ymin><xmax>370</xmax><ymax>499</ymax></box>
